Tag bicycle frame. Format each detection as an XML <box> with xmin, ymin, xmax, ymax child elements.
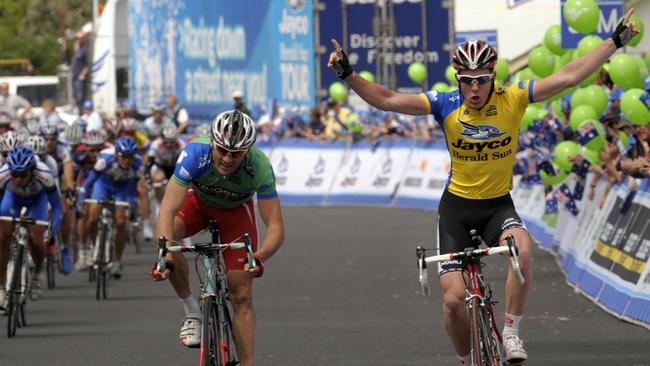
<box><xmin>417</xmin><ymin>230</ymin><xmax>524</xmax><ymax>366</ymax></box>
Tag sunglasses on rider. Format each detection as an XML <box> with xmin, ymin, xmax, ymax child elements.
<box><xmin>10</xmin><ymin>171</ymin><xmax>30</xmax><ymax>179</ymax></box>
<box><xmin>213</xmin><ymin>144</ymin><xmax>247</xmax><ymax>159</ymax></box>
<box><xmin>456</xmin><ymin>73</ymin><xmax>494</xmax><ymax>86</ymax></box>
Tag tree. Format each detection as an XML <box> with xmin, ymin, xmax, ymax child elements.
<box><xmin>0</xmin><ymin>0</ymin><xmax>92</xmax><ymax>75</ymax></box>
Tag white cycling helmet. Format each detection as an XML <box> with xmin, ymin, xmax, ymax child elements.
<box><xmin>210</xmin><ymin>110</ymin><xmax>256</xmax><ymax>151</ymax></box>
<box><xmin>121</xmin><ymin>118</ymin><xmax>139</xmax><ymax>132</ymax></box>
<box><xmin>64</xmin><ymin>123</ymin><xmax>84</xmax><ymax>146</ymax></box>
<box><xmin>0</xmin><ymin>131</ymin><xmax>19</xmax><ymax>153</ymax></box>
<box><xmin>25</xmin><ymin>135</ymin><xmax>47</xmax><ymax>155</ymax></box>
<box><xmin>81</xmin><ymin>129</ymin><xmax>107</xmax><ymax>147</ymax></box>
<box><xmin>161</xmin><ymin>126</ymin><xmax>178</xmax><ymax>140</ymax></box>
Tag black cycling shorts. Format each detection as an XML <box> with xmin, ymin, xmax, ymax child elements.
<box><xmin>152</xmin><ymin>163</ymin><xmax>175</xmax><ymax>180</ymax></box>
<box><xmin>436</xmin><ymin>190</ymin><xmax>526</xmax><ymax>276</ymax></box>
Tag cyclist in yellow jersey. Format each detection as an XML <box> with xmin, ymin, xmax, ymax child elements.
<box><xmin>328</xmin><ymin>10</ymin><xmax>638</xmax><ymax>365</ymax></box>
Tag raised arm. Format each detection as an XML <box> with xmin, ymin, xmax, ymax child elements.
<box><xmin>327</xmin><ymin>39</ymin><xmax>429</xmax><ymax>116</ymax></box>
<box><xmin>533</xmin><ymin>9</ymin><xmax>639</xmax><ymax>102</ymax></box>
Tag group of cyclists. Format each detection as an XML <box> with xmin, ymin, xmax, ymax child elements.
<box><xmin>0</xmin><ymin>7</ymin><xmax>639</xmax><ymax>365</ymax></box>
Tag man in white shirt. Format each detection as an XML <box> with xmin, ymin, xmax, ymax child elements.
<box><xmin>0</xmin><ymin>82</ymin><xmax>31</xmax><ymax>119</ymax></box>
<box><xmin>81</xmin><ymin>100</ymin><xmax>103</xmax><ymax>131</ymax></box>
<box><xmin>165</xmin><ymin>94</ymin><xmax>189</xmax><ymax>134</ymax></box>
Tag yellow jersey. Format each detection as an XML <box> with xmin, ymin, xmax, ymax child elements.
<box><xmin>419</xmin><ymin>80</ymin><xmax>535</xmax><ymax>199</ymax></box>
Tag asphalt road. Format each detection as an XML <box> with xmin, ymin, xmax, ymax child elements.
<box><xmin>1</xmin><ymin>206</ymin><xmax>648</xmax><ymax>366</ymax></box>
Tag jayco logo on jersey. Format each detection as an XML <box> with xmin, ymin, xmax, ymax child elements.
<box><xmin>458</xmin><ymin>120</ymin><xmax>504</xmax><ymax>141</ymax></box>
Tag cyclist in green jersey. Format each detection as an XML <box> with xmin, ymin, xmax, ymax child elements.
<box><xmin>152</xmin><ymin>110</ymin><xmax>284</xmax><ymax>366</ymax></box>
<box><xmin>328</xmin><ymin>10</ymin><xmax>638</xmax><ymax>365</ymax></box>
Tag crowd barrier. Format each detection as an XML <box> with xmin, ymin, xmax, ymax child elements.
<box><xmin>259</xmin><ymin>138</ymin><xmax>650</xmax><ymax>329</ymax></box>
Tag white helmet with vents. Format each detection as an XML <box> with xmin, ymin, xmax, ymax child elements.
<box><xmin>210</xmin><ymin>110</ymin><xmax>256</xmax><ymax>151</ymax></box>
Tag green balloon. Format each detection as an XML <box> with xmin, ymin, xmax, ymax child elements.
<box><xmin>570</xmin><ymin>105</ymin><xmax>597</xmax><ymax>131</ymax></box>
<box><xmin>580</xmin><ymin>146</ymin><xmax>601</xmax><ymax>165</ymax></box>
<box><xmin>576</xmin><ymin>35</ymin><xmax>603</xmax><ymax>58</ymax></box>
<box><xmin>495</xmin><ymin>58</ymin><xmax>509</xmax><ymax>82</ymax></box>
<box><xmin>582</xmin><ymin>85</ymin><xmax>608</xmax><ymax>115</ymax></box>
<box><xmin>544</xmin><ymin>24</ymin><xmax>566</xmax><ymax>56</ymax></box>
<box><xmin>570</xmin><ymin>88</ymin><xmax>588</xmax><ymax>109</ymax></box>
<box><xmin>445</xmin><ymin>65</ymin><xmax>457</xmax><ymax>84</ymax></box>
<box><xmin>528</xmin><ymin>46</ymin><xmax>555</xmax><ymax>78</ymax></box>
<box><xmin>629</xmin><ymin>15</ymin><xmax>644</xmax><ymax>47</ymax></box>
<box><xmin>346</xmin><ymin>113</ymin><xmax>364</xmax><ymax>134</ymax></box>
<box><xmin>359</xmin><ymin>71</ymin><xmax>375</xmax><ymax>83</ymax></box>
<box><xmin>609</xmin><ymin>54</ymin><xmax>645</xmax><ymax>90</ymax></box>
<box><xmin>576</xmin><ymin>119</ymin><xmax>606</xmax><ymax>151</ymax></box>
<box><xmin>551</xmin><ymin>98</ymin><xmax>565</xmax><ymax>120</ymax></box>
<box><xmin>553</xmin><ymin>140</ymin><xmax>581</xmax><ymax>171</ymax></box>
<box><xmin>540</xmin><ymin>163</ymin><xmax>569</xmax><ymax>186</ymax></box>
<box><xmin>521</xmin><ymin>105</ymin><xmax>540</xmax><ymax>130</ymax></box>
<box><xmin>563</xmin><ymin>0</ymin><xmax>600</xmax><ymax>34</ymax></box>
<box><xmin>430</xmin><ymin>82</ymin><xmax>448</xmax><ymax>92</ymax></box>
<box><xmin>519</xmin><ymin>67</ymin><xmax>540</xmax><ymax>81</ymax></box>
<box><xmin>620</xmin><ymin>88</ymin><xmax>650</xmax><ymax>125</ymax></box>
<box><xmin>618</xmin><ymin>131</ymin><xmax>629</xmax><ymax>150</ymax></box>
<box><xmin>408</xmin><ymin>62</ymin><xmax>427</xmax><ymax>83</ymax></box>
<box><xmin>328</xmin><ymin>82</ymin><xmax>348</xmax><ymax>103</ymax></box>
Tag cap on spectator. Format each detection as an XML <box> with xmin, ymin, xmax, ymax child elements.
<box><xmin>231</xmin><ymin>90</ymin><xmax>244</xmax><ymax>99</ymax></box>
<box><xmin>83</xmin><ymin>100</ymin><xmax>93</xmax><ymax>110</ymax></box>
<box><xmin>644</xmin><ymin>76</ymin><xmax>650</xmax><ymax>92</ymax></box>
<box><xmin>609</xmin><ymin>88</ymin><xmax>625</xmax><ymax>101</ymax></box>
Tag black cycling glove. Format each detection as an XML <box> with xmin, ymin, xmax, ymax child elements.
<box><xmin>610</xmin><ymin>17</ymin><xmax>635</xmax><ymax>48</ymax></box>
<box><xmin>334</xmin><ymin>49</ymin><xmax>354</xmax><ymax>80</ymax></box>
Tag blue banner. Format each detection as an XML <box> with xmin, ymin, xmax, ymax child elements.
<box><xmin>318</xmin><ymin>0</ymin><xmax>449</xmax><ymax>94</ymax></box>
<box><xmin>129</xmin><ymin>0</ymin><xmax>315</xmax><ymax>120</ymax></box>
<box><xmin>561</xmin><ymin>0</ymin><xmax>623</xmax><ymax>48</ymax></box>
<box><xmin>455</xmin><ymin>30</ymin><xmax>499</xmax><ymax>51</ymax></box>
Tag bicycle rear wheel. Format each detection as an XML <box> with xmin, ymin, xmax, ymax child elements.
<box><xmin>200</xmin><ymin>296</ymin><xmax>217</xmax><ymax>366</ymax></box>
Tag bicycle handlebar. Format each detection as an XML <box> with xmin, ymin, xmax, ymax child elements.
<box><xmin>0</xmin><ymin>207</ymin><xmax>49</xmax><ymax>226</ymax></box>
<box><xmin>416</xmin><ymin>234</ymin><xmax>525</xmax><ymax>297</ymax></box>
<box><xmin>83</xmin><ymin>199</ymin><xmax>131</xmax><ymax>207</ymax></box>
<box><xmin>156</xmin><ymin>235</ymin><xmax>256</xmax><ymax>274</ymax></box>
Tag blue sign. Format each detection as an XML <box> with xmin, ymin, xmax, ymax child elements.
<box><xmin>129</xmin><ymin>0</ymin><xmax>315</xmax><ymax>120</ymax></box>
<box><xmin>318</xmin><ymin>0</ymin><xmax>449</xmax><ymax>93</ymax></box>
<box><xmin>455</xmin><ymin>30</ymin><xmax>498</xmax><ymax>51</ymax></box>
<box><xmin>561</xmin><ymin>0</ymin><xmax>623</xmax><ymax>48</ymax></box>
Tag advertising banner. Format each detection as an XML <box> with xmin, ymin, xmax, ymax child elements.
<box><xmin>394</xmin><ymin>140</ymin><xmax>450</xmax><ymax>210</ymax></box>
<box><xmin>318</xmin><ymin>0</ymin><xmax>450</xmax><ymax>93</ymax></box>
<box><xmin>129</xmin><ymin>0</ymin><xmax>314</xmax><ymax>120</ymax></box>
<box><xmin>269</xmin><ymin>139</ymin><xmax>347</xmax><ymax>204</ymax></box>
<box><xmin>328</xmin><ymin>139</ymin><xmax>412</xmax><ymax>205</ymax></box>
<box><xmin>561</xmin><ymin>0</ymin><xmax>623</xmax><ymax>48</ymax></box>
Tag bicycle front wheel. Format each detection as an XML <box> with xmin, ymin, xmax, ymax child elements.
<box><xmin>200</xmin><ymin>296</ymin><xmax>217</xmax><ymax>366</ymax></box>
<box><xmin>7</xmin><ymin>245</ymin><xmax>24</xmax><ymax>338</ymax></box>
<box><xmin>95</xmin><ymin>225</ymin><xmax>107</xmax><ymax>300</ymax></box>
<box><xmin>46</xmin><ymin>254</ymin><xmax>56</xmax><ymax>289</ymax></box>
<box><xmin>468</xmin><ymin>297</ymin><xmax>484</xmax><ymax>366</ymax></box>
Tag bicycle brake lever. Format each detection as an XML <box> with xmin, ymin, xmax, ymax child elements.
<box><xmin>156</xmin><ymin>236</ymin><xmax>168</xmax><ymax>272</ymax></box>
<box><xmin>416</xmin><ymin>246</ymin><xmax>430</xmax><ymax>297</ymax></box>
<box><xmin>506</xmin><ymin>235</ymin><xmax>525</xmax><ymax>285</ymax></box>
<box><xmin>243</xmin><ymin>234</ymin><xmax>256</xmax><ymax>269</ymax></box>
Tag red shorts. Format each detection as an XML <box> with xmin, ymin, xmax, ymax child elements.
<box><xmin>177</xmin><ymin>190</ymin><xmax>258</xmax><ymax>271</ymax></box>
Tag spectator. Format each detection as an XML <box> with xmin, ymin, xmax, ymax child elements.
<box><xmin>232</xmin><ymin>90</ymin><xmax>251</xmax><ymax>116</ymax></box>
<box><xmin>617</xmin><ymin>124</ymin><xmax>650</xmax><ymax>178</ymax></box>
<box><xmin>118</xmin><ymin>98</ymin><xmax>147</xmax><ymax>122</ymax></box>
<box><xmin>165</xmin><ymin>94</ymin><xmax>189</xmax><ymax>133</ymax></box>
<box><xmin>72</xmin><ymin>31</ymin><xmax>90</xmax><ymax>114</ymax></box>
<box><xmin>144</xmin><ymin>99</ymin><xmax>175</xmax><ymax>140</ymax></box>
<box><xmin>305</xmin><ymin>107</ymin><xmax>325</xmax><ymax>140</ymax></box>
<box><xmin>81</xmin><ymin>100</ymin><xmax>104</xmax><ymax>131</ymax></box>
<box><xmin>323</xmin><ymin>100</ymin><xmax>351</xmax><ymax>140</ymax></box>
<box><xmin>39</xmin><ymin>99</ymin><xmax>60</xmax><ymax>126</ymax></box>
<box><xmin>0</xmin><ymin>82</ymin><xmax>31</xmax><ymax>119</ymax></box>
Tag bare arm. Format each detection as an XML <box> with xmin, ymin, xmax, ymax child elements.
<box><xmin>255</xmin><ymin>197</ymin><xmax>284</xmax><ymax>262</ymax></box>
<box><xmin>533</xmin><ymin>9</ymin><xmax>639</xmax><ymax>102</ymax></box>
<box><xmin>327</xmin><ymin>39</ymin><xmax>429</xmax><ymax>116</ymax></box>
<box><xmin>155</xmin><ymin>179</ymin><xmax>189</xmax><ymax>249</ymax></box>
<box><xmin>63</xmin><ymin>160</ymin><xmax>75</xmax><ymax>192</ymax></box>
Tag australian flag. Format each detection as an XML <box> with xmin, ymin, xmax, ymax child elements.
<box><xmin>577</xmin><ymin>121</ymin><xmax>599</xmax><ymax>146</ymax></box>
<box><xmin>545</xmin><ymin>190</ymin><xmax>558</xmax><ymax>215</ymax></box>
<box><xmin>570</xmin><ymin>154</ymin><xmax>591</xmax><ymax>178</ymax></box>
<box><xmin>537</xmin><ymin>159</ymin><xmax>556</xmax><ymax>176</ymax></box>
<box><xmin>555</xmin><ymin>184</ymin><xmax>579</xmax><ymax>216</ymax></box>
<box><xmin>573</xmin><ymin>177</ymin><xmax>586</xmax><ymax>201</ymax></box>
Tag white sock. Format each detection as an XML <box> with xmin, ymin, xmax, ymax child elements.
<box><xmin>180</xmin><ymin>295</ymin><xmax>200</xmax><ymax>315</ymax></box>
<box><xmin>503</xmin><ymin>313</ymin><xmax>523</xmax><ymax>337</ymax></box>
<box><xmin>457</xmin><ymin>353</ymin><xmax>471</xmax><ymax>364</ymax></box>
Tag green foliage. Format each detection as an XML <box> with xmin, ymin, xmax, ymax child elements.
<box><xmin>0</xmin><ymin>0</ymin><xmax>92</xmax><ymax>75</ymax></box>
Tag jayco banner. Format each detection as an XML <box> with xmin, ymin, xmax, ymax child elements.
<box><xmin>129</xmin><ymin>0</ymin><xmax>315</xmax><ymax>118</ymax></box>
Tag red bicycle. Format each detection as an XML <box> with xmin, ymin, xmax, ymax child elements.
<box><xmin>416</xmin><ymin>230</ymin><xmax>525</xmax><ymax>366</ymax></box>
